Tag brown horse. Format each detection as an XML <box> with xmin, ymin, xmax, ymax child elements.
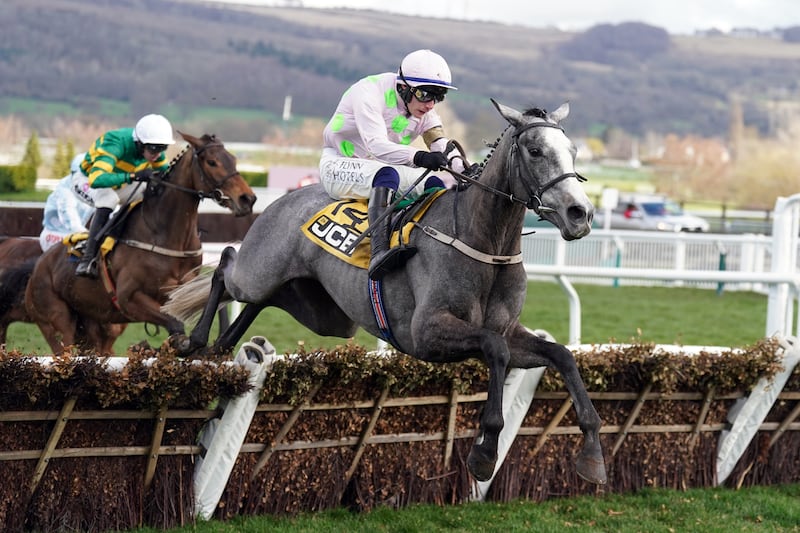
<box><xmin>0</xmin><ymin>236</ymin><xmax>43</xmax><ymax>345</ymax></box>
<box><xmin>0</xmin><ymin>236</ymin><xmax>127</xmax><ymax>352</ymax></box>
<box><xmin>23</xmin><ymin>132</ymin><xmax>256</xmax><ymax>354</ymax></box>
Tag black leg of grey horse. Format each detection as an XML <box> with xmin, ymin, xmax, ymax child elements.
<box><xmin>212</xmin><ymin>302</ymin><xmax>265</xmax><ymax>353</ymax></box>
<box><xmin>175</xmin><ymin>246</ymin><xmax>237</xmax><ymax>355</ymax></box>
<box><xmin>507</xmin><ymin>327</ymin><xmax>607</xmax><ymax>484</ymax></box>
<box><xmin>469</xmin><ymin>331</ymin><xmax>511</xmax><ymax>481</ymax></box>
<box><xmin>413</xmin><ymin>324</ymin><xmax>512</xmax><ymax>482</ymax></box>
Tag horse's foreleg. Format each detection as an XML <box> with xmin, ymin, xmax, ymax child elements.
<box><xmin>466</xmin><ymin>332</ymin><xmax>511</xmax><ymax>481</ymax></box>
<box><xmin>79</xmin><ymin>319</ymin><xmax>119</xmax><ymax>355</ymax></box>
<box><xmin>414</xmin><ymin>317</ymin><xmax>514</xmax><ymax>482</ymax></box>
<box><xmin>508</xmin><ymin>329</ymin><xmax>607</xmax><ymax>485</ymax></box>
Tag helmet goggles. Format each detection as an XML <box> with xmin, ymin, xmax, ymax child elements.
<box><xmin>410</xmin><ymin>85</ymin><xmax>447</xmax><ymax>103</ymax></box>
<box><xmin>143</xmin><ymin>143</ymin><xmax>168</xmax><ymax>154</ymax></box>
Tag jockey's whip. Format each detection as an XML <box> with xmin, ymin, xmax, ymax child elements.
<box><xmin>343</xmin><ymin>167</ymin><xmax>432</xmax><ymax>255</ymax></box>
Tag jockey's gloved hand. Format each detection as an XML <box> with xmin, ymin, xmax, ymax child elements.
<box><xmin>130</xmin><ymin>168</ymin><xmax>154</xmax><ymax>183</ymax></box>
<box><xmin>463</xmin><ymin>163</ymin><xmax>482</xmax><ymax>178</ymax></box>
<box><xmin>414</xmin><ymin>150</ymin><xmax>449</xmax><ymax>171</ymax></box>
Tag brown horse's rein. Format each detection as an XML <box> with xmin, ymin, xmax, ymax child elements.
<box><xmin>118</xmin><ymin>239</ymin><xmax>203</xmax><ymax>258</ymax></box>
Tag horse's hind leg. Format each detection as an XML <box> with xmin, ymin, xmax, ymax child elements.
<box><xmin>508</xmin><ymin>327</ymin><xmax>607</xmax><ymax>484</ymax></box>
<box><xmin>180</xmin><ymin>246</ymin><xmax>236</xmax><ymax>355</ymax></box>
<box><xmin>211</xmin><ymin>302</ymin><xmax>265</xmax><ymax>354</ymax></box>
<box><xmin>36</xmin><ymin>318</ymin><xmax>77</xmax><ymax>355</ymax></box>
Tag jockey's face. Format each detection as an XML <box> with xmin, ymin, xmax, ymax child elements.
<box><xmin>142</xmin><ymin>144</ymin><xmax>167</xmax><ymax>162</ymax></box>
<box><xmin>405</xmin><ymin>85</ymin><xmax>445</xmax><ymax>118</ymax></box>
<box><xmin>406</xmin><ymin>92</ymin><xmax>436</xmax><ymax>118</ymax></box>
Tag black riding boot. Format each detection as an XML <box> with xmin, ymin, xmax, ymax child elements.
<box><xmin>75</xmin><ymin>207</ymin><xmax>112</xmax><ymax>278</ymax></box>
<box><xmin>367</xmin><ymin>186</ymin><xmax>417</xmax><ymax>280</ymax></box>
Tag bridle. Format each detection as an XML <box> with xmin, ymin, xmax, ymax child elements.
<box><xmin>507</xmin><ymin>121</ymin><xmax>587</xmax><ymax>214</ymax></box>
<box><xmin>450</xmin><ymin>119</ymin><xmax>587</xmax><ymax>215</ymax></box>
<box><xmin>149</xmin><ymin>138</ymin><xmax>241</xmax><ymax>206</ymax></box>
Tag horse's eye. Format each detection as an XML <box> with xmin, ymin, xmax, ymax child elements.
<box><xmin>528</xmin><ymin>147</ymin><xmax>543</xmax><ymax>157</ymax></box>
<box><xmin>206</xmin><ymin>159</ymin><xmax>218</xmax><ymax>167</ymax></box>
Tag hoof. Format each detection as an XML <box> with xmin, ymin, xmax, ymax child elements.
<box><xmin>167</xmin><ymin>334</ymin><xmax>194</xmax><ymax>356</ymax></box>
<box><xmin>576</xmin><ymin>452</ymin><xmax>607</xmax><ymax>485</ymax></box>
<box><xmin>467</xmin><ymin>448</ymin><xmax>497</xmax><ymax>482</ymax></box>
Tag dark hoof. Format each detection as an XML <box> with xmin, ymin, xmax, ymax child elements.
<box><xmin>576</xmin><ymin>452</ymin><xmax>607</xmax><ymax>485</ymax></box>
<box><xmin>467</xmin><ymin>447</ymin><xmax>497</xmax><ymax>482</ymax></box>
<box><xmin>167</xmin><ymin>334</ymin><xmax>195</xmax><ymax>356</ymax></box>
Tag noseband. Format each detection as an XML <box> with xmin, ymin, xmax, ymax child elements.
<box><xmin>191</xmin><ymin>140</ymin><xmax>242</xmax><ymax>205</ymax></box>
<box><xmin>153</xmin><ymin>140</ymin><xmax>241</xmax><ymax>206</ymax></box>
<box><xmin>507</xmin><ymin>121</ymin><xmax>586</xmax><ymax>214</ymax></box>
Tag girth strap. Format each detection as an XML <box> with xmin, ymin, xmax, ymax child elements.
<box><xmin>417</xmin><ymin>224</ymin><xmax>523</xmax><ymax>265</ymax></box>
<box><xmin>119</xmin><ymin>239</ymin><xmax>203</xmax><ymax>258</ymax></box>
<box><xmin>368</xmin><ymin>278</ymin><xmax>407</xmax><ymax>353</ymax></box>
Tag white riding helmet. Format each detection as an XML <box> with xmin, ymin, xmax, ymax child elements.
<box><xmin>70</xmin><ymin>152</ymin><xmax>86</xmax><ymax>173</ymax></box>
<box><xmin>398</xmin><ymin>49</ymin><xmax>457</xmax><ymax>90</ymax></box>
<box><xmin>133</xmin><ymin>114</ymin><xmax>176</xmax><ymax>145</ymax></box>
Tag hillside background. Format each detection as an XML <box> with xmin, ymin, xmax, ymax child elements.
<box><xmin>2</xmin><ymin>0</ymin><xmax>800</xmax><ymax>208</ymax></box>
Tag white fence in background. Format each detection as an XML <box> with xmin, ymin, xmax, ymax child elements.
<box><xmin>519</xmin><ymin>194</ymin><xmax>800</xmax><ymax>345</ymax></box>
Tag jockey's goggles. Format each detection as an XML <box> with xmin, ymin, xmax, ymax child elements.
<box><xmin>144</xmin><ymin>143</ymin><xmax>168</xmax><ymax>154</ymax></box>
<box><xmin>411</xmin><ymin>86</ymin><xmax>446</xmax><ymax>103</ymax></box>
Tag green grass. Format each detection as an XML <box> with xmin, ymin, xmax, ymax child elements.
<box><xmin>5</xmin><ymin>282</ymin><xmax>770</xmax><ymax>355</ymax></box>
<box><xmin>127</xmin><ymin>484</ymin><xmax>800</xmax><ymax>532</ymax></box>
<box><xmin>0</xmin><ymin>188</ymin><xmax>51</xmax><ymax>202</ymax></box>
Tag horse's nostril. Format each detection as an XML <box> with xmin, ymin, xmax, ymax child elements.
<box><xmin>568</xmin><ymin>205</ymin><xmax>588</xmax><ymax>223</ymax></box>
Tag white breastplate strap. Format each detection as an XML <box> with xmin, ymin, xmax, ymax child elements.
<box><xmin>417</xmin><ymin>224</ymin><xmax>523</xmax><ymax>265</ymax></box>
<box><xmin>120</xmin><ymin>239</ymin><xmax>203</xmax><ymax>258</ymax></box>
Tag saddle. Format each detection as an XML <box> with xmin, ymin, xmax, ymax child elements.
<box><xmin>301</xmin><ymin>188</ymin><xmax>446</xmax><ymax>268</ymax></box>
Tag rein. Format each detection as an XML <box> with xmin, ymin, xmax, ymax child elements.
<box><xmin>128</xmin><ymin>138</ymin><xmax>239</xmax><ymax>258</ymax></box>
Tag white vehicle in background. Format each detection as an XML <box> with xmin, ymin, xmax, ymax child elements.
<box><xmin>596</xmin><ymin>193</ymin><xmax>710</xmax><ymax>233</ymax></box>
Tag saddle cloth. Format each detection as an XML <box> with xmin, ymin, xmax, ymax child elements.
<box><xmin>61</xmin><ymin>200</ymin><xmax>142</xmax><ymax>259</ymax></box>
<box><xmin>301</xmin><ymin>189</ymin><xmax>446</xmax><ymax>269</ymax></box>
<box><xmin>62</xmin><ymin>232</ymin><xmax>116</xmax><ymax>259</ymax></box>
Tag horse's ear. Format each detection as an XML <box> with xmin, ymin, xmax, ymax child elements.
<box><xmin>491</xmin><ymin>98</ymin><xmax>524</xmax><ymax>127</ymax></box>
<box><xmin>177</xmin><ymin>130</ymin><xmax>200</xmax><ymax>147</ymax></box>
<box><xmin>549</xmin><ymin>102</ymin><xmax>570</xmax><ymax>124</ymax></box>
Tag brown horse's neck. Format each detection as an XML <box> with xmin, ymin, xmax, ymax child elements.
<box><xmin>127</xmin><ymin>151</ymin><xmax>201</xmax><ymax>250</ymax></box>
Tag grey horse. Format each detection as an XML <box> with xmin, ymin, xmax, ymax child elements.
<box><xmin>163</xmin><ymin>99</ymin><xmax>606</xmax><ymax>485</ymax></box>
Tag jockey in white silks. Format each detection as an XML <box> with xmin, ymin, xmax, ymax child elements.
<box><xmin>319</xmin><ymin>49</ymin><xmax>464</xmax><ymax>280</ymax></box>
<box><xmin>39</xmin><ymin>153</ymin><xmax>94</xmax><ymax>252</ymax></box>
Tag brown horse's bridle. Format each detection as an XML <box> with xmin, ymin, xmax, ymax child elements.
<box><xmin>152</xmin><ymin>139</ymin><xmax>242</xmax><ymax>206</ymax></box>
